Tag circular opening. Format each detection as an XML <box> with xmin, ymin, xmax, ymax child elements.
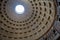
<box><xmin>15</xmin><ymin>5</ymin><xmax>25</xmax><ymax>14</ymax></box>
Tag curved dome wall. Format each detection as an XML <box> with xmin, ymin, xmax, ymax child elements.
<box><xmin>0</xmin><ymin>0</ymin><xmax>56</xmax><ymax>40</ymax></box>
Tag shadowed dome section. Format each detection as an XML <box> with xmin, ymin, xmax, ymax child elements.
<box><xmin>0</xmin><ymin>0</ymin><xmax>56</xmax><ymax>40</ymax></box>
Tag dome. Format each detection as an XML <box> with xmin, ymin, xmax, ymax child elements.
<box><xmin>0</xmin><ymin>0</ymin><xmax>56</xmax><ymax>40</ymax></box>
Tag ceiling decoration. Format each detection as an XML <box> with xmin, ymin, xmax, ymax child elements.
<box><xmin>0</xmin><ymin>0</ymin><xmax>56</xmax><ymax>40</ymax></box>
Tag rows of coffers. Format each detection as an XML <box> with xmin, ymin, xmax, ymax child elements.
<box><xmin>0</xmin><ymin>0</ymin><xmax>53</xmax><ymax>40</ymax></box>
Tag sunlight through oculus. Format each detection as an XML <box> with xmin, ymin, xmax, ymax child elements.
<box><xmin>15</xmin><ymin>5</ymin><xmax>25</xmax><ymax>14</ymax></box>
